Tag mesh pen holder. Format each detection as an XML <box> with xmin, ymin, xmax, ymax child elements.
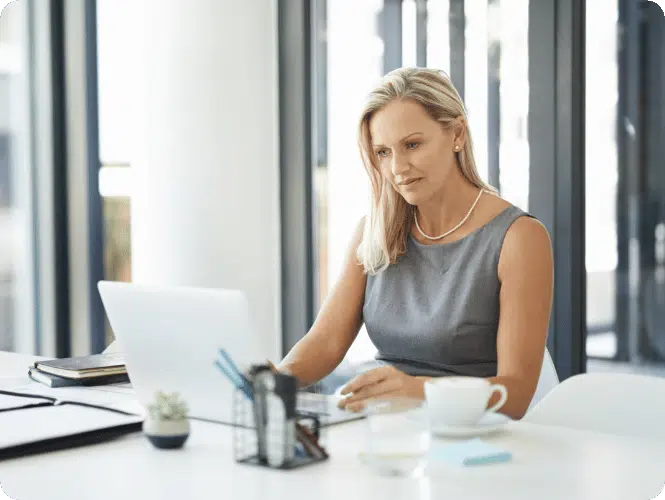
<box><xmin>232</xmin><ymin>369</ymin><xmax>329</xmax><ymax>470</ymax></box>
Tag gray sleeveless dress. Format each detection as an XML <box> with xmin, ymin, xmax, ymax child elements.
<box><xmin>362</xmin><ymin>205</ymin><xmax>532</xmax><ymax>378</ymax></box>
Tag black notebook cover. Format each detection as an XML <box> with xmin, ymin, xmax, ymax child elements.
<box><xmin>0</xmin><ymin>421</ymin><xmax>142</xmax><ymax>462</ymax></box>
<box><xmin>0</xmin><ymin>390</ymin><xmax>143</xmax><ymax>461</ymax></box>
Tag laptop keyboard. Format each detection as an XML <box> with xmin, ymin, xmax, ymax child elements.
<box><xmin>296</xmin><ymin>392</ymin><xmax>334</xmax><ymax>415</ymax></box>
<box><xmin>296</xmin><ymin>392</ymin><xmax>363</xmax><ymax>425</ymax></box>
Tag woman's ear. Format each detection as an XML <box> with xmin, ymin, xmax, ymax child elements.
<box><xmin>453</xmin><ymin>116</ymin><xmax>467</xmax><ymax>147</ymax></box>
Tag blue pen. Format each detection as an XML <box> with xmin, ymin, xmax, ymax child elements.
<box><xmin>214</xmin><ymin>359</ymin><xmax>253</xmax><ymax>400</ymax></box>
<box><xmin>218</xmin><ymin>349</ymin><xmax>250</xmax><ymax>382</ymax></box>
<box><xmin>217</xmin><ymin>349</ymin><xmax>254</xmax><ymax>396</ymax></box>
<box><xmin>218</xmin><ymin>349</ymin><xmax>246</xmax><ymax>377</ymax></box>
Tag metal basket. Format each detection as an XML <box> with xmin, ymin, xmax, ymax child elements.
<box><xmin>232</xmin><ymin>368</ymin><xmax>329</xmax><ymax>470</ymax></box>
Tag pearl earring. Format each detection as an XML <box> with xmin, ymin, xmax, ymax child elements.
<box><xmin>454</xmin><ymin>145</ymin><xmax>460</xmax><ymax>151</ymax></box>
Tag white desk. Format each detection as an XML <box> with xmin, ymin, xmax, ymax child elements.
<box><xmin>0</xmin><ymin>352</ymin><xmax>664</xmax><ymax>500</ymax></box>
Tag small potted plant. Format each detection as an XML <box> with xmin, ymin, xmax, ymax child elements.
<box><xmin>143</xmin><ymin>391</ymin><xmax>190</xmax><ymax>449</ymax></box>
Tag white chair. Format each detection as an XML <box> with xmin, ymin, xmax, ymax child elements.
<box><xmin>523</xmin><ymin>371</ymin><xmax>665</xmax><ymax>440</ymax></box>
<box><xmin>526</xmin><ymin>348</ymin><xmax>559</xmax><ymax>412</ymax></box>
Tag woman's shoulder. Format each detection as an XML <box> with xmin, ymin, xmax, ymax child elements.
<box><xmin>505</xmin><ymin>214</ymin><xmax>549</xmax><ymax>243</ymax></box>
<box><xmin>479</xmin><ymin>193</ymin><xmax>549</xmax><ymax>253</ymax></box>
<box><xmin>498</xmin><ymin>206</ymin><xmax>552</xmax><ymax>276</ymax></box>
<box><xmin>481</xmin><ymin>193</ymin><xmax>543</xmax><ymax>226</ymax></box>
<box><xmin>471</xmin><ymin>193</ymin><xmax>520</xmax><ymax>232</ymax></box>
<box><xmin>480</xmin><ymin>192</ymin><xmax>515</xmax><ymax>216</ymax></box>
<box><xmin>484</xmin><ymin>193</ymin><xmax>546</xmax><ymax>236</ymax></box>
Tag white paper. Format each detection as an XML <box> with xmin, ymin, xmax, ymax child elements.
<box><xmin>0</xmin><ymin>393</ymin><xmax>52</xmax><ymax>411</ymax></box>
<box><xmin>105</xmin><ymin>399</ymin><xmax>146</xmax><ymax>417</ymax></box>
<box><xmin>0</xmin><ymin>376</ymin><xmax>32</xmax><ymax>390</ymax></box>
<box><xmin>0</xmin><ymin>405</ymin><xmax>142</xmax><ymax>450</ymax></box>
<box><xmin>4</xmin><ymin>381</ymin><xmax>138</xmax><ymax>408</ymax></box>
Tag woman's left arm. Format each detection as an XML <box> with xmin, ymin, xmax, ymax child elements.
<box><xmin>485</xmin><ymin>216</ymin><xmax>554</xmax><ymax>420</ymax></box>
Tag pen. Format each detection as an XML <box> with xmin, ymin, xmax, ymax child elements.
<box><xmin>218</xmin><ymin>349</ymin><xmax>253</xmax><ymax>393</ymax></box>
<box><xmin>214</xmin><ymin>359</ymin><xmax>253</xmax><ymax>400</ymax></box>
<box><xmin>295</xmin><ymin>422</ymin><xmax>328</xmax><ymax>459</ymax></box>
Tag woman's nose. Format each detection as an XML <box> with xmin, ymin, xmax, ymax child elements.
<box><xmin>391</xmin><ymin>154</ymin><xmax>409</xmax><ymax>176</ymax></box>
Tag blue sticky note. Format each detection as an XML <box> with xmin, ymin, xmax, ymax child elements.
<box><xmin>430</xmin><ymin>438</ymin><xmax>512</xmax><ymax>466</ymax></box>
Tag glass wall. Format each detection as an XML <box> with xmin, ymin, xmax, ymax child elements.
<box><xmin>316</xmin><ymin>0</ymin><xmax>383</xmax><ymax>365</ymax></box>
<box><xmin>586</xmin><ymin>0</ymin><xmax>665</xmax><ymax>376</ymax></box>
<box><xmin>496</xmin><ymin>0</ymin><xmax>530</xmax><ymax>211</ymax></box>
<box><xmin>585</xmin><ymin>0</ymin><xmax>619</xmax><ymax>360</ymax></box>
<box><xmin>97</xmin><ymin>0</ymin><xmax>134</xmax><ymax>346</ymax></box>
<box><xmin>97</xmin><ymin>0</ymin><xmax>132</xmax><ymax>286</ymax></box>
<box><xmin>0</xmin><ymin>1</ymin><xmax>38</xmax><ymax>353</ymax></box>
<box><xmin>464</xmin><ymin>0</ymin><xmax>530</xmax><ymax>209</ymax></box>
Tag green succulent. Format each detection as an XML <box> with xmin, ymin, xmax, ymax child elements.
<box><xmin>147</xmin><ymin>391</ymin><xmax>189</xmax><ymax>421</ymax></box>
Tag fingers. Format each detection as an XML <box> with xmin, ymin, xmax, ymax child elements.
<box><xmin>345</xmin><ymin>400</ymin><xmax>368</xmax><ymax>413</ymax></box>
<box><xmin>342</xmin><ymin>387</ymin><xmax>400</xmax><ymax>413</ymax></box>
<box><xmin>338</xmin><ymin>378</ymin><xmax>401</xmax><ymax>413</ymax></box>
<box><xmin>340</xmin><ymin>366</ymin><xmax>396</xmax><ymax>396</ymax></box>
<box><xmin>343</xmin><ymin>376</ymin><xmax>401</xmax><ymax>405</ymax></box>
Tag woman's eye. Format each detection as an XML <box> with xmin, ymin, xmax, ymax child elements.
<box><xmin>376</xmin><ymin>149</ymin><xmax>389</xmax><ymax>158</ymax></box>
<box><xmin>406</xmin><ymin>142</ymin><xmax>420</xmax><ymax>150</ymax></box>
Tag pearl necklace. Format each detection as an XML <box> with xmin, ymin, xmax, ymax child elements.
<box><xmin>414</xmin><ymin>188</ymin><xmax>485</xmax><ymax>241</ymax></box>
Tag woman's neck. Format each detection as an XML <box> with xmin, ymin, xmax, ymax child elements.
<box><xmin>414</xmin><ymin>178</ymin><xmax>482</xmax><ymax>237</ymax></box>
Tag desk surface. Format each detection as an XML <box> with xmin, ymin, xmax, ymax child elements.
<box><xmin>0</xmin><ymin>351</ymin><xmax>664</xmax><ymax>500</ymax></box>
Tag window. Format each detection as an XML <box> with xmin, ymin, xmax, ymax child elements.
<box><xmin>585</xmin><ymin>0</ymin><xmax>619</xmax><ymax>359</ymax></box>
<box><xmin>0</xmin><ymin>1</ymin><xmax>38</xmax><ymax>353</ymax></box>
<box><xmin>585</xmin><ymin>0</ymin><xmax>665</xmax><ymax>375</ymax></box>
<box><xmin>97</xmin><ymin>0</ymin><xmax>134</xmax><ymax>347</ymax></box>
<box><xmin>464</xmin><ymin>0</ymin><xmax>530</xmax><ymax>209</ymax></box>
<box><xmin>315</xmin><ymin>0</ymin><xmax>384</xmax><ymax>365</ymax></box>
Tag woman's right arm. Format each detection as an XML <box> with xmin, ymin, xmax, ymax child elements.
<box><xmin>277</xmin><ymin>219</ymin><xmax>367</xmax><ymax>386</ymax></box>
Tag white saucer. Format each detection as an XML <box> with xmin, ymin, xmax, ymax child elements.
<box><xmin>430</xmin><ymin>412</ymin><xmax>512</xmax><ymax>438</ymax></box>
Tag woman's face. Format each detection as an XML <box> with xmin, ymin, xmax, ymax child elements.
<box><xmin>369</xmin><ymin>98</ymin><xmax>462</xmax><ymax>206</ymax></box>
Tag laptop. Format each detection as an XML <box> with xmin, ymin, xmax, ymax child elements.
<box><xmin>97</xmin><ymin>281</ymin><xmax>360</xmax><ymax>426</ymax></box>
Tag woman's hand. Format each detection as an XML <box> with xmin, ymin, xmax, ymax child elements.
<box><xmin>337</xmin><ymin>366</ymin><xmax>426</xmax><ymax>412</ymax></box>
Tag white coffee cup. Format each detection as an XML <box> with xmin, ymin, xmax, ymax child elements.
<box><xmin>424</xmin><ymin>377</ymin><xmax>508</xmax><ymax>427</ymax></box>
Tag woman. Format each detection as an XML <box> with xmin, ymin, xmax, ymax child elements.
<box><xmin>278</xmin><ymin>67</ymin><xmax>553</xmax><ymax>420</ymax></box>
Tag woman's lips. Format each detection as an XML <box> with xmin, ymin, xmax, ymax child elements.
<box><xmin>398</xmin><ymin>178</ymin><xmax>422</xmax><ymax>187</ymax></box>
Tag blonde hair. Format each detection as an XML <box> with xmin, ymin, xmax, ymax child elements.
<box><xmin>357</xmin><ymin>67</ymin><xmax>495</xmax><ymax>275</ymax></box>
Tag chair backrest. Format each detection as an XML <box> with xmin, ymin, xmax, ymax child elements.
<box><xmin>526</xmin><ymin>348</ymin><xmax>559</xmax><ymax>412</ymax></box>
<box><xmin>523</xmin><ymin>371</ymin><xmax>665</xmax><ymax>440</ymax></box>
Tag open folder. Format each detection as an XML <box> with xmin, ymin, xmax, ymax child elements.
<box><xmin>0</xmin><ymin>389</ymin><xmax>143</xmax><ymax>461</ymax></box>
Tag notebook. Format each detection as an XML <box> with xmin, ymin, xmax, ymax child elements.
<box><xmin>0</xmin><ymin>389</ymin><xmax>143</xmax><ymax>461</ymax></box>
<box><xmin>34</xmin><ymin>353</ymin><xmax>127</xmax><ymax>380</ymax></box>
<box><xmin>430</xmin><ymin>438</ymin><xmax>512</xmax><ymax>466</ymax></box>
<box><xmin>28</xmin><ymin>367</ymin><xmax>130</xmax><ymax>388</ymax></box>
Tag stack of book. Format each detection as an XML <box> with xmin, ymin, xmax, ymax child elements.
<box><xmin>28</xmin><ymin>353</ymin><xmax>130</xmax><ymax>388</ymax></box>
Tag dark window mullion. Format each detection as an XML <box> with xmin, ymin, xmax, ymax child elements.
<box><xmin>528</xmin><ymin>0</ymin><xmax>586</xmax><ymax>380</ymax></box>
<box><xmin>50</xmin><ymin>0</ymin><xmax>71</xmax><ymax>359</ymax></box>
<box><xmin>379</xmin><ymin>0</ymin><xmax>403</xmax><ymax>74</ymax></box>
<box><xmin>487</xmin><ymin>0</ymin><xmax>501</xmax><ymax>190</ymax></box>
<box><xmin>84</xmin><ymin>0</ymin><xmax>105</xmax><ymax>354</ymax></box>
<box><xmin>278</xmin><ymin>0</ymin><xmax>315</xmax><ymax>355</ymax></box>
<box><xmin>449</xmin><ymin>0</ymin><xmax>465</xmax><ymax>100</ymax></box>
<box><xmin>416</xmin><ymin>0</ymin><xmax>428</xmax><ymax>67</ymax></box>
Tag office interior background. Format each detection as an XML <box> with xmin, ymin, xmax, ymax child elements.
<box><xmin>0</xmin><ymin>0</ymin><xmax>663</xmax><ymax>384</ymax></box>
